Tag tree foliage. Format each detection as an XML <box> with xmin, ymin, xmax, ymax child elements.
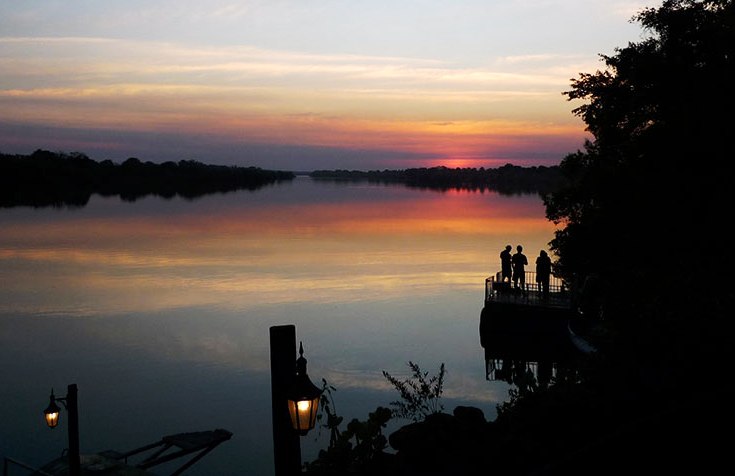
<box><xmin>310</xmin><ymin>164</ymin><xmax>564</xmax><ymax>195</ymax></box>
<box><xmin>305</xmin><ymin>362</ymin><xmax>446</xmax><ymax>474</ymax></box>
<box><xmin>305</xmin><ymin>379</ymin><xmax>393</xmax><ymax>475</ymax></box>
<box><xmin>543</xmin><ymin>0</ymin><xmax>735</xmax><ymax>386</ymax></box>
<box><xmin>0</xmin><ymin>149</ymin><xmax>295</xmax><ymax>207</ymax></box>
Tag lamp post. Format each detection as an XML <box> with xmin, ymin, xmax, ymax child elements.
<box><xmin>270</xmin><ymin>325</ymin><xmax>322</xmax><ymax>476</ymax></box>
<box><xmin>43</xmin><ymin>383</ymin><xmax>81</xmax><ymax>476</ymax></box>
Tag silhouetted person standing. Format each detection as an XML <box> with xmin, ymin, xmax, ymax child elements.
<box><xmin>500</xmin><ymin>245</ymin><xmax>513</xmax><ymax>283</ymax></box>
<box><xmin>512</xmin><ymin>245</ymin><xmax>528</xmax><ymax>292</ymax></box>
<box><xmin>536</xmin><ymin>250</ymin><xmax>552</xmax><ymax>298</ymax></box>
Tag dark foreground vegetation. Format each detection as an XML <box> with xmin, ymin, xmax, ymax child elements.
<box><xmin>0</xmin><ymin>150</ymin><xmax>295</xmax><ymax>207</ymax></box>
<box><xmin>310</xmin><ymin>164</ymin><xmax>563</xmax><ymax>195</ymax></box>
<box><xmin>304</xmin><ymin>1</ymin><xmax>735</xmax><ymax>474</ymax></box>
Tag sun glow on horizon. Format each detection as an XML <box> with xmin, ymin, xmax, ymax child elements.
<box><xmin>0</xmin><ymin>1</ymin><xmax>647</xmax><ymax>169</ymax></box>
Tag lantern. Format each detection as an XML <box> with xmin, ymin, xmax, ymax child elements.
<box><xmin>286</xmin><ymin>342</ymin><xmax>322</xmax><ymax>435</ymax></box>
<box><xmin>44</xmin><ymin>389</ymin><xmax>61</xmax><ymax>428</ymax></box>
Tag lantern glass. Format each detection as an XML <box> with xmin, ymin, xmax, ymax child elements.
<box><xmin>44</xmin><ymin>395</ymin><xmax>61</xmax><ymax>429</ymax></box>
<box><xmin>45</xmin><ymin>410</ymin><xmax>60</xmax><ymax>428</ymax></box>
<box><xmin>287</xmin><ymin>395</ymin><xmax>320</xmax><ymax>435</ymax></box>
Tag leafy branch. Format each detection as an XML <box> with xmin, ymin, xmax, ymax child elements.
<box><xmin>382</xmin><ymin>361</ymin><xmax>446</xmax><ymax>422</ymax></box>
<box><xmin>306</xmin><ymin>378</ymin><xmax>391</xmax><ymax>475</ymax></box>
<box><xmin>305</xmin><ymin>362</ymin><xmax>446</xmax><ymax>474</ymax></box>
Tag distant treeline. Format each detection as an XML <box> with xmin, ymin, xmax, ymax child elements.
<box><xmin>0</xmin><ymin>150</ymin><xmax>295</xmax><ymax>208</ymax></box>
<box><xmin>309</xmin><ymin>164</ymin><xmax>564</xmax><ymax>195</ymax></box>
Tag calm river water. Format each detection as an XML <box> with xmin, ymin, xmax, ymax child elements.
<box><xmin>0</xmin><ymin>176</ymin><xmax>558</xmax><ymax>475</ymax></box>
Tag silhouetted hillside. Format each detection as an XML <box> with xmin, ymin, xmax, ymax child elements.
<box><xmin>0</xmin><ymin>150</ymin><xmax>295</xmax><ymax>207</ymax></box>
<box><xmin>309</xmin><ymin>164</ymin><xmax>564</xmax><ymax>195</ymax></box>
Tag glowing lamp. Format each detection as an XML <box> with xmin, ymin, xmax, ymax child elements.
<box><xmin>286</xmin><ymin>342</ymin><xmax>322</xmax><ymax>435</ymax></box>
<box><xmin>44</xmin><ymin>389</ymin><xmax>61</xmax><ymax>428</ymax></box>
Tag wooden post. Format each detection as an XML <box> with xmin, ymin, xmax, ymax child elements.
<box><xmin>270</xmin><ymin>325</ymin><xmax>301</xmax><ymax>476</ymax></box>
<box><xmin>66</xmin><ymin>384</ymin><xmax>81</xmax><ymax>476</ymax></box>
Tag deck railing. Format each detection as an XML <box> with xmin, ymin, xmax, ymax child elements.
<box><xmin>485</xmin><ymin>271</ymin><xmax>574</xmax><ymax>309</ymax></box>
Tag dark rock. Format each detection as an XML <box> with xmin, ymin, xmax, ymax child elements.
<box><xmin>453</xmin><ymin>406</ymin><xmax>486</xmax><ymax>425</ymax></box>
<box><xmin>388</xmin><ymin>407</ymin><xmax>493</xmax><ymax>476</ymax></box>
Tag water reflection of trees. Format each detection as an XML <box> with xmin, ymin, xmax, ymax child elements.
<box><xmin>0</xmin><ymin>150</ymin><xmax>295</xmax><ymax>208</ymax></box>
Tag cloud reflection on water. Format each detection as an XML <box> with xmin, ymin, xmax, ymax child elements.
<box><xmin>0</xmin><ymin>178</ymin><xmax>556</xmax><ymax>474</ymax></box>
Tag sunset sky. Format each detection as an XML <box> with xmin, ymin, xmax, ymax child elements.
<box><xmin>0</xmin><ymin>1</ymin><xmax>656</xmax><ymax>171</ymax></box>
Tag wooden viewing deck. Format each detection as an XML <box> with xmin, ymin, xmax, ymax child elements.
<box><xmin>481</xmin><ymin>270</ymin><xmax>580</xmax><ymax>337</ymax></box>
<box><xmin>480</xmin><ymin>271</ymin><xmax>591</xmax><ymax>384</ymax></box>
<box><xmin>484</xmin><ymin>271</ymin><xmax>574</xmax><ymax>310</ymax></box>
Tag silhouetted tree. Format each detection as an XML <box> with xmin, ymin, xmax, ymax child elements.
<box><xmin>544</xmin><ymin>0</ymin><xmax>735</xmax><ymax>390</ymax></box>
<box><xmin>310</xmin><ymin>165</ymin><xmax>564</xmax><ymax>195</ymax></box>
<box><xmin>0</xmin><ymin>150</ymin><xmax>295</xmax><ymax>207</ymax></box>
<box><xmin>305</xmin><ymin>4</ymin><xmax>735</xmax><ymax>474</ymax></box>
